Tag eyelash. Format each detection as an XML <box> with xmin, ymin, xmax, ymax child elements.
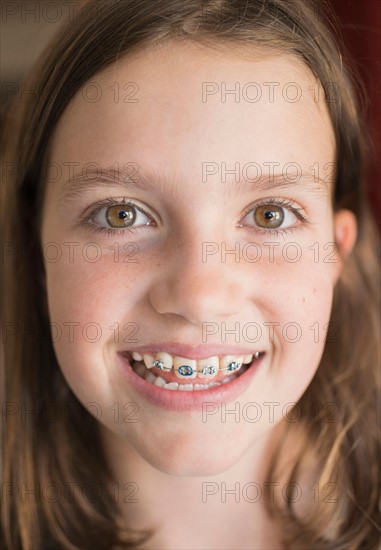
<box><xmin>240</xmin><ymin>197</ymin><xmax>308</xmax><ymax>237</ymax></box>
<box><xmin>80</xmin><ymin>197</ymin><xmax>152</xmax><ymax>236</ymax></box>
<box><xmin>80</xmin><ymin>196</ymin><xmax>308</xmax><ymax>237</ymax></box>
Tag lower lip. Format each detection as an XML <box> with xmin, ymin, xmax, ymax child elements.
<box><xmin>116</xmin><ymin>352</ymin><xmax>266</xmax><ymax>412</ymax></box>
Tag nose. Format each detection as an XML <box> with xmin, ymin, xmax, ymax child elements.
<box><xmin>148</xmin><ymin>241</ymin><xmax>246</xmax><ymax>325</ymax></box>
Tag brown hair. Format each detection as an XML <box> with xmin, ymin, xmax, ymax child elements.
<box><xmin>1</xmin><ymin>1</ymin><xmax>380</xmax><ymax>548</ymax></box>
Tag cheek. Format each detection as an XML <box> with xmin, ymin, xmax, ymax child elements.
<box><xmin>46</xmin><ymin>255</ymin><xmax>139</xmax><ymax>320</ymax></box>
<box><xmin>44</xmin><ymin>252</ymin><xmax>145</xmax><ymax>399</ymax></box>
<box><xmin>262</xmin><ymin>250</ymin><xmax>336</xmax><ymax>402</ymax></box>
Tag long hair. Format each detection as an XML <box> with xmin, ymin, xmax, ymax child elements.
<box><xmin>1</xmin><ymin>1</ymin><xmax>380</xmax><ymax>548</ymax></box>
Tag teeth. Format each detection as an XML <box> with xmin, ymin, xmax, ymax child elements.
<box><xmin>145</xmin><ymin>371</ymin><xmax>156</xmax><ymax>383</ymax></box>
<box><xmin>179</xmin><ymin>384</ymin><xmax>194</xmax><ymax>391</ymax></box>
<box><xmin>164</xmin><ymin>382</ymin><xmax>179</xmax><ymax>391</ymax></box>
<box><xmin>197</xmin><ymin>356</ymin><xmax>219</xmax><ymax>379</ymax></box>
<box><xmin>132</xmin><ymin>351</ymin><xmax>263</xmax><ymax>380</ymax></box>
<box><xmin>155</xmin><ymin>351</ymin><xmax>173</xmax><ymax>372</ymax></box>
<box><xmin>219</xmin><ymin>355</ymin><xmax>244</xmax><ymax>372</ymax></box>
<box><xmin>173</xmin><ymin>357</ymin><xmax>197</xmax><ymax>379</ymax></box>
<box><xmin>132</xmin><ymin>360</ymin><xmax>245</xmax><ymax>391</ymax></box>
<box><xmin>153</xmin><ymin>376</ymin><xmax>166</xmax><ymax>388</ymax></box>
<box><xmin>143</xmin><ymin>354</ymin><xmax>155</xmax><ymax>369</ymax></box>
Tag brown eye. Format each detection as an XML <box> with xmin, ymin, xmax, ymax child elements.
<box><xmin>89</xmin><ymin>201</ymin><xmax>153</xmax><ymax>232</ymax></box>
<box><xmin>106</xmin><ymin>205</ymin><xmax>136</xmax><ymax>228</ymax></box>
<box><xmin>254</xmin><ymin>204</ymin><xmax>284</xmax><ymax>228</ymax></box>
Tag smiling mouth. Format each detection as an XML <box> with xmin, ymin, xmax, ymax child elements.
<box><xmin>124</xmin><ymin>351</ymin><xmax>265</xmax><ymax>392</ymax></box>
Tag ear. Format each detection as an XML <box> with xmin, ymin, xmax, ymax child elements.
<box><xmin>332</xmin><ymin>208</ymin><xmax>357</xmax><ymax>283</ymax></box>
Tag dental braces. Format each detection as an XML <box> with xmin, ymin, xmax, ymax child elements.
<box><xmin>151</xmin><ymin>351</ymin><xmax>261</xmax><ymax>377</ymax></box>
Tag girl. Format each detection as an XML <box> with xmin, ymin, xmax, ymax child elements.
<box><xmin>1</xmin><ymin>1</ymin><xmax>380</xmax><ymax>548</ymax></box>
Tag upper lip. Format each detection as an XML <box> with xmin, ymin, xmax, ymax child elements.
<box><xmin>121</xmin><ymin>342</ymin><xmax>266</xmax><ymax>360</ymax></box>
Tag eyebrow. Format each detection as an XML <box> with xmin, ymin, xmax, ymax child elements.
<box><xmin>58</xmin><ymin>165</ymin><xmax>330</xmax><ymax>205</ymax></box>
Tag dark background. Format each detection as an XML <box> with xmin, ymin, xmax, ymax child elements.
<box><xmin>332</xmin><ymin>0</ymin><xmax>381</xmax><ymax>229</ymax></box>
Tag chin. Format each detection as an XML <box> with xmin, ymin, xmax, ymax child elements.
<box><xmin>137</xmin><ymin>439</ymin><xmax>244</xmax><ymax>477</ymax></box>
<box><xmin>148</xmin><ymin>457</ymin><xmax>238</xmax><ymax>477</ymax></box>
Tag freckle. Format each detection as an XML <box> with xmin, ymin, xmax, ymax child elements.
<box><xmin>302</xmin><ymin>297</ymin><xmax>305</xmax><ymax>303</ymax></box>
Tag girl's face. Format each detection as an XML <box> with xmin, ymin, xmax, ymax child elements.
<box><xmin>41</xmin><ymin>41</ymin><xmax>352</xmax><ymax>475</ymax></box>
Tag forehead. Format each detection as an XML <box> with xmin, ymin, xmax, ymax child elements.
<box><xmin>49</xmin><ymin>40</ymin><xmax>335</xmax><ymax>182</ymax></box>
